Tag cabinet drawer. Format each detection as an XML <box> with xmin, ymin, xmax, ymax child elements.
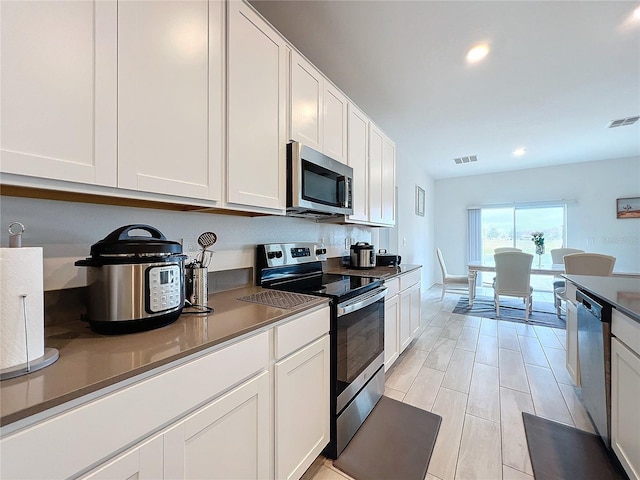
<box><xmin>613</xmin><ymin>309</ymin><xmax>640</xmax><ymax>356</ymax></box>
<box><xmin>0</xmin><ymin>331</ymin><xmax>269</xmax><ymax>480</ymax></box>
<box><xmin>275</xmin><ymin>306</ymin><xmax>330</xmax><ymax>360</ymax></box>
<box><xmin>400</xmin><ymin>269</ymin><xmax>421</xmax><ymax>291</ymax></box>
<box><xmin>384</xmin><ymin>277</ymin><xmax>400</xmax><ymax>297</ymax></box>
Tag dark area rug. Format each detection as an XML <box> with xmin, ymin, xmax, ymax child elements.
<box><xmin>522</xmin><ymin>412</ymin><xmax>628</xmax><ymax>480</ymax></box>
<box><xmin>452</xmin><ymin>296</ymin><xmax>565</xmax><ymax>329</ymax></box>
<box><xmin>333</xmin><ymin>396</ymin><xmax>441</xmax><ymax>480</ymax></box>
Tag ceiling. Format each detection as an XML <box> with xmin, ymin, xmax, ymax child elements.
<box><xmin>250</xmin><ymin>0</ymin><xmax>640</xmax><ymax>179</ymax></box>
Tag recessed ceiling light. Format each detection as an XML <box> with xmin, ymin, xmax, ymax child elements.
<box><xmin>634</xmin><ymin>6</ymin><xmax>640</xmax><ymax>20</ymax></box>
<box><xmin>466</xmin><ymin>43</ymin><xmax>490</xmax><ymax>63</ymax></box>
<box><xmin>513</xmin><ymin>147</ymin><xmax>526</xmax><ymax>157</ymax></box>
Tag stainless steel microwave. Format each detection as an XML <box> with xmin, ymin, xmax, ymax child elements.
<box><xmin>286</xmin><ymin>141</ymin><xmax>353</xmax><ymax>218</ymax></box>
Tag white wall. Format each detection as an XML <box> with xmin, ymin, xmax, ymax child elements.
<box><xmin>0</xmin><ymin>196</ymin><xmax>373</xmax><ymax>290</ymax></box>
<box><xmin>434</xmin><ymin>156</ymin><xmax>640</xmax><ymax>280</ymax></box>
<box><xmin>395</xmin><ymin>148</ymin><xmax>437</xmax><ymax>288</ymax></box>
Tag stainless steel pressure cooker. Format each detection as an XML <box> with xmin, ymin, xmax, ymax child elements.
<box><xmin>75</xmin><ymin>224</ymin><xmax>187</xmax><ymax>334</ymax></box>
<box><xmin>350</xmin><ymin>242</ymin><xmax>376</xmax><ymax>269</ymax></box>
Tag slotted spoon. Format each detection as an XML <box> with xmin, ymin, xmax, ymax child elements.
<box><xmin>197</xmin><ymin>231</ymin><xmax>217</xmax><ymax>266</ymax></box>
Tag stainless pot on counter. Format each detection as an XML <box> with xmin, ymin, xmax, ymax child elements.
<box><xmin>350</xmin><ymin>242</ymin><xmax>376</xmax><ymax>269</ymax></box>
<box><xmin>75</xmin><ymin>224</ymin><xmax>187</xmax><ymax>334</ymax></box>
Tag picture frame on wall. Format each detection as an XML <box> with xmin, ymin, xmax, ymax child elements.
<box><xmin>416</xmin><ymin>186</ymin><xmax>425</xmax><ymax>217</ymax></box>
<box><xmin>616</xmin><ymin>197</ymin><xmax>640</xmax><ymax>219</ymax></box>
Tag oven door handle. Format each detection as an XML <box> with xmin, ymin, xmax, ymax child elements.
<box><xmin>337</xmin><ymin>287</ymin><xmax>387</xmax><ymax>317</ymax></box>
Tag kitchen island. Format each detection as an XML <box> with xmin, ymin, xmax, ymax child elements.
<box><xmin>564</xmin><ymin>274</ymin><xmax>640</xmax><ymax>322</ymax></box>
<box><xmin>564</xmin><ymin>274</ymin><xmax>640</xmax><ymax>480</ymax></box>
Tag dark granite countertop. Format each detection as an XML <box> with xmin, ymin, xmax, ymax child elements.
<box><xmin>0</xmin><ymin>286</ymin><xmax>329</xmax><ymax>428</ymax></box>
<box><xmin>326</xmin><ymin>263</ymin><xmax>422</xmax><ymax>279</ymax></box>
<box><xmin>564</xmin><ymin>275</ymin><xmax>640</xmax><ymax>322</ymax></box>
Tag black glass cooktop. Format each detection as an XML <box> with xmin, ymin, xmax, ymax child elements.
<box><xmin>269</xmin><ymin>273</ymin><xmax>382</xmax><ymax>300</ymax></box>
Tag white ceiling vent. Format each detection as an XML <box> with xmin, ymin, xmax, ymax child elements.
<box><xmin>453</xmin><ymin>155</ymin><xmax>478</xmax><ymax>165</ymax></box>
<box><xmin>608</xmin><ymin>116</ymin><xmax>639</xmax><ymax>128</ymax></box>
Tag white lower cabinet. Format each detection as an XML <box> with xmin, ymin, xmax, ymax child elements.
<box><xmin>565</xmin><ymin>299</ymin><xmax>580</xmax><ymax>385</ymax></box>
<box><xmin>275</xmin><ymin>335</ymin><xmax>330</xmax><ymax>480</ymax></box>
<box><xmin>163</xmin><ymin>371</ymin><xmax>271</xmax><ymax>480</ymax></box>
<box><xmin>81</xmin><ymin>434</ymin><xmax>164</xmax><ymax>480</ymax></box>
<box><xmin>384</xmin><ymin>268</ymin><xmax>422</xmax><ymax>369</ymax></box>
<box><xmin>1</xmin><ymin>306</ymin><xmax>331</xmax><ymax>480</ymax></box>
<box><xmin>611</xmin><ymin>313</ymin><xmax>640</xmax><ymax>480</ymax></box>
<box><xmin>384</xmin><ymin>293</ymin><xmax>400</xmax><ymax>371</ymax></box>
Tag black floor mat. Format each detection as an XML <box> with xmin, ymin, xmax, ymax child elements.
<box><xmin>333</xmin><ymin>396</ymin><xmax>442</xmax><ymax>480</ymax></box>
<box><xmin>522</xmin><ymin>412</ymin><xmax>628</xmax><ymax>480</ymax></box>
<box><xmin>453</xmin><ymin>296</ymin><xmax>566</xmax><ymax>329</ymax></box>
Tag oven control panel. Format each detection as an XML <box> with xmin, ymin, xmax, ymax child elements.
<box><xmin>259</xmin><ymin>243</ymin><xmax>327</xmax><ymax>267</ymax></box>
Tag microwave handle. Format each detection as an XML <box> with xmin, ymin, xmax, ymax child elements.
<box><xmin>338</xmin><ymin>176</ymin><xmax>351</xmax><ymax>209</ymax></box>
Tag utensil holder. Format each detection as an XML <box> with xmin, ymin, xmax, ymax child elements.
<box><xmin>186</xmin><ymin>267</ymin><xmax>208</xmax><ymax>307</ymax></box>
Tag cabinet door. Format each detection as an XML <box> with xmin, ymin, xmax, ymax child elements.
<box><xmin>118</xmin><ymin>0</ymin><xmax>222</xmax><ymax>200</ymax></box>
<box><xmin>275</xmin><ymin>335</ymin><xmax>330</xmax><ymax>480</ymax></box>
<box><xmin>0</xmin><ymin>0</ymin><xmax>117</xmax><ymax>186</ymax></box>
<box><xmin>381</xmin><ymin>135</ymin><xmax>397</xmax><ymax>226</ymax></box>
<box><xmin>565</xmin><ymin>300</ymin><xmax>580</xmax><ymax>386</ymax></box>
<box><xmin>227</xmin><ymin>1</ymin><xmax>287</xmax><ymax>212</ymax></box>
<box><xmin>323</xmin><ymin>83</ymin><xmax>348</xmax><ymax>163</ymax></box>
<box><xmin>410</xmin><ymin>283</ymin><xmax>422</xmax><ymax>338</ymax></box>
<box><xmin>80</xmin><ymin>435</ymin><xmax>163</xmax><ymax>480</ymax></box>
<box><xmin>346</xmin><ymin>104</ymin><xmax>369</xmax><ymax>222</ymax></box>
<box><xmin>368</xmin><ymin>124</ymin><xmax>384</xmax><ymax>225</ymax></box>
<box><xmin>164</xmin><ymin>370</ymin><xmax>271</xmax><ymax>480</ymax></box>
<box><xmin>384</xmin><ymin>294</ymin><xmax>400</xmax><ymax>371</ymax></box>
<box><xmin>291</xmin><ymin>51</ymin><xmax>322</xmax><ymax>151</ymax></box>
<box><xmin>611</xmin><ymin>338</ymin><xmax>640</xmax><ymax>480</ymax></box>
<box><xmin>399</xmin><ymin>288</ymin><xmax>413</xmax><ymax>353</ymax></box>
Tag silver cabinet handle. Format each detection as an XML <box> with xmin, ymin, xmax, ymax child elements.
<box><xmin>337</xmin><ymin>288</ymin><xmax>387</xmax><ymax>316</ymax></box>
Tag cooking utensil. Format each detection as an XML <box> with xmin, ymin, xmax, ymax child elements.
<box><xmin>350</xmin><ymin>242</ymin><xmax>376</xmax><ymax>269</ymax></box>
<box><xmin>75</xmin><ymin>224</ymin><xmax>187</xmax><ymax>334</ymax></box>
<box><xmin>376</xmin><ymin>249</ymin><xmax>401</xmax><ymax>267</ymax></box>
<box><xmin>197</xmin><ymin>231</ymin><xmax>217</xmax><ymax>267</ymax></box>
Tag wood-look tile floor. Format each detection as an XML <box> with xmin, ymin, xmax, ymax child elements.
<box><xmin>306</xmin><ymin>285</ymin><xmax>595</xmax><ymax>480</ymax></box>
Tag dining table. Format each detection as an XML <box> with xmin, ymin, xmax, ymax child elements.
<box><xmin>466</xmin><ymin>261</ymin><xmax>640</xmax><ymax>306</ymax></box>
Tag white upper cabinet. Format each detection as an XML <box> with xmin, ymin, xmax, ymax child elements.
<box><xmin>291</xmin><ymin>52</ymin><xmax>323</xmax><ymax>151</ymax></box>
<box><xmin>0</xmin><ymin>0</ymin><xmax>117</xmax><ymax>186</ymax></box>
<box><xmin>346</xmin><ymin>104</ymin><xmax>369</xmax><ymax>222</ymax></box>
<box><xmin>381</xmin><ymin>134</ymin><xmax>397</xmax><ymax>226</ymax></box>
<box><xmin>368</xmin><ymin>123</ymin><xmax>385</xmax><ymax>225</ymax></box>
<box><xmin>290</xmin><ymin>51</ymin><xmax>348</xmax><ymax>164</ymax></box>
<box><xmin>117</xmin><ymin>0</ymin><xmax>223</xmax><ymax>201</ymax></box>
<box><xmin>322</xmin><ymin>83</ymin><xmax>348</xmax><ymax>164</ymax></box>
<box><xmin>227</xmin><ymin>0</ymin><xmax>287</xmax><ymax>212</ymax></box>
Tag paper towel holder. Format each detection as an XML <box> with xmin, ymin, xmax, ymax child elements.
<box><xmin>0</xmin><ymin>294</ymin><xmax>59</xmax><ymax>381</ymax></box>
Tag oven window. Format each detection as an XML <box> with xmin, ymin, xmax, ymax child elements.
<box><xmin>302</xmin><ymin>160</ymin><xmax>343</xmax><ymax>207</ymax></box>
<box><xmin>336</xmin><ymin>299</ymin><xmax>384</xmax><ymax>397</ymax></box>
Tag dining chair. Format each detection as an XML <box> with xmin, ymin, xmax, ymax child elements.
<box><xmin>494</xmin><ymin>247</ymin><xmax>522</xmax><ymax>253</ymax></box>
<box><xmin>493</xmin><ymin>252</ymin><xmax>534</xmax><ymax>321</ymax></box>
<box><xmin>550</xmin><ymin>248</ymin><xmax>585</xmax><ymax>315</ymax></box>
<box><xmin>555</xmin><ymin>253</ymin><xmax>616</xmax><ymax>316</ymax></box>
<box><xmin>436</xmin><ymin>248</ymin><xmax>469</xmax><ymax>301</ymax></box>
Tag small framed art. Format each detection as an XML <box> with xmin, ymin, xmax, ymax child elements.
<box><xmin>416</xmin><ymin>186</ymin><xmax>425</xmax><ymax>217</ymax></box>
<box><xmin>616</xmin><ymin>197</ymin><xmax>640</xmax><ymax>219</ymax></box>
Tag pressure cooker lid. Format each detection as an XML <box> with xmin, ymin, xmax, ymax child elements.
<box><xmin>351</xmin><ymin>242</ymin><xmax>374</xmax><ymax>251</ymax></box>
<box><xmin>88</xmin><ymin>224</ymin><xmax>183</xmax><ymax>257</ymax></box>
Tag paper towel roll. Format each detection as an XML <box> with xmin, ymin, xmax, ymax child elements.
<box><xmin>0</xmin><ymin>247</ymin><xmax>44</xmax><ymax>370</ymax></box>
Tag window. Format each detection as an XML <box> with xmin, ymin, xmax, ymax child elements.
<box><xmin>469</xmin><ymin>202</ymin><xmax>567</xmax><ymax>291</ymax></box>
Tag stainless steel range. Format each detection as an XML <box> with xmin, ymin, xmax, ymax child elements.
<box><xmin>257</xmin><ymin>242</ymin><xmax>387</xmax><ymax>458</ymax></box>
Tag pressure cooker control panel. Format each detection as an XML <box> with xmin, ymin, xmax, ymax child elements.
<box><xmin>146</xmin><ymin>264</ymin><xmax>182</xmax><ymax>313</ymax></box>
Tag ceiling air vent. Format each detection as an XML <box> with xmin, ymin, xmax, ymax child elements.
<box><xmin>608</xmin><ymin>116</ymin><xmax>639</xmax><ymax>128</ymax></box>
<box><xmin>453</xmin><ymin>155</ymin><xmax>478</xmax><ymax>165</ymax></box>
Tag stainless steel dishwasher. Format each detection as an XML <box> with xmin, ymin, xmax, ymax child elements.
<box><xmin>577</xmin><ymin>289</ymin><xmax>613</xmax><ymax>448</ymax></box>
